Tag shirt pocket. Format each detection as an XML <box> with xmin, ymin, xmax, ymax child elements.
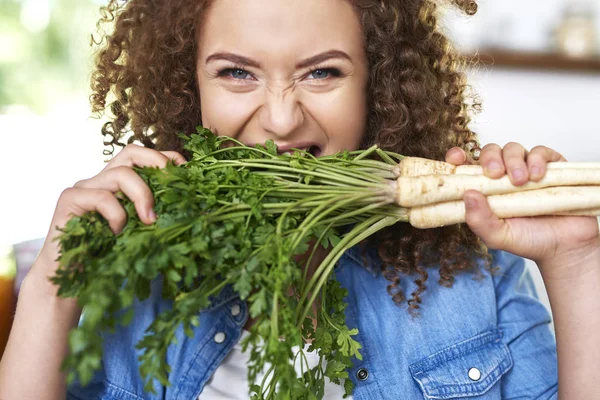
<box><xmin>409</xmin><ymin>329</ymin><xmax>513</xmax><ymax>399</ymax></box>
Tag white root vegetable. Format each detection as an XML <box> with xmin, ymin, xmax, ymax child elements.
<box><xmin>408</xmin><ymin>186</ymin><xmax>600</xmax><ymax>229</ymax></box>
<box><xmin>395</xmin><ymin>169</ymin><xmax>600</xmax><ymax>207</ymax></box>
<box><xmin>393</xmin><ymin>157</ymin><xmax>480</xmax><ymax>177</ymax></box>
<box><xmin>395</xmin><ymin>156</ymin><xmax>600</xmax><ymax>178</ymax></box>
<box><xmin>557</xmin><ymin>208</ymin><xmax>600</xmax><ymax>216</ymax></box>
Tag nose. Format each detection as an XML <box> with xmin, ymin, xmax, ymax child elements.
<box><xmin>258</xmin><ymin>84</ymin><xmax>304</xmax><ymax>138</ymax></box>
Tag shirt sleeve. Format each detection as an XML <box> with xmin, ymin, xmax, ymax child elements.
<box><xmin>491</xmin><ymin>250</ymin><xmax>559</xmax><ymax>399</ymax></box>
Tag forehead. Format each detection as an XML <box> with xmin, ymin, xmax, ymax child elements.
<box><xmin>198</xmin><ymin>0</ymin><xmax>364</xmax><ymax>62</ymax></box>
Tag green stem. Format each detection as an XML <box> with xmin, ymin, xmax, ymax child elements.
<box><xmin>271</xmin><ymin>291</ymin><xmax>279</xmax><ymax>339</ymax></box>
<box><xmin>352</xmin><ymin>144</ymin><xmax>379</xmax><ymax>161</ymax></box>
<box><xmin>296</xmin><ymin>216</ymin><xmax>401</xmax><ymax>324</ymax></box>
<box><xmin>315</xmin><ymin>199</ymin><xmax>394</xmax><ymax>227</ymax></box>
<box><xmin>307</xmin><ymin>163</ymin><xmax>386</xmax><ymax>184</ymax></box>
<box><xmin>259</xmin><ymin>364</ymin><xmax>276</xmax><ymax>397</ymax></box>
<box><xmin>275</xmin><ymin>194</ymin><xmax>338</xmax><ymax>237</ymax></box>
<box><xmin>255</xmin><ymin>172</ymin><xmax>356</xmax><ymax>187</ymax></box>
<box><xmin>375</xmin><ymin>148</ymin><xmax>399</xmax><ymax>165</ymax></box>
<box><xmin>265</xmin><ymin>368</ymin><xmax>278</xmax><ymax>400</ymax></box>
<box><xmin>290</xmin><ymin>194</ymin><xmax>372</xmax><ymax>250</ymax></box>
<box><xmin>300</xmin><ymin>222</ymin><xmax>334</xmax><ymax>295</ymax></box>
<box><xmin>203</xmin><ymin>161</ymin><xmax>377</xmax><ymax>188</ymax></box>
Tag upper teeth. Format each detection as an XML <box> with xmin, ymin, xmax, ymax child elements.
<box><xmin>280</xmin><ymin>148</ymin><xmax>311</xmax><ymax>155</ymax></box>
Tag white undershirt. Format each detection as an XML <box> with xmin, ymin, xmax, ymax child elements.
<box><xmin>200</xmin><ymin>330</ymin><xmax>353</xmax><ymax>399</ymax></box>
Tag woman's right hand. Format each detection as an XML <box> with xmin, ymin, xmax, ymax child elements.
<box><xmin>31</xmin><ymin>144</ymin><xmax>187</xmax><ymax>290</ymax></box>
<box><xmin>0</xmin><ymin>145</ymin><xmax>187</xmax><ymax>400</ymax></box>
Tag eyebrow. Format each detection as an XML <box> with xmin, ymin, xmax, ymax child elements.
<box><xmin>205</xmin><ymin>53</ymin><xmax>261</xmax><ymax>68</ymax></box>
<box><xmin>295</xmin><ymin>50</ymin><xmax>352</xmax><ymax>69</ymax></box>
<box><xmin>204</xmin><ymin>50</ymin><xmax>352</xmax><ymax>70</ymax></box>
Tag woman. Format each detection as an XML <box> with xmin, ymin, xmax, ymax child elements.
<box><xmin>1</xmin><ymin>0</ymin><xmax>599</xmax><ymax>398</ymax></box>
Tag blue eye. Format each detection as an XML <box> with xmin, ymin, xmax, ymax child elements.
<box><xmin>308</xmin><ymin>68</ymin><xmax>340</xmax><ymax>80</ymax></box>
<box><xmin>220</xmin><ymin>68</ymin><xmax>251</xmax><ymax>80</ymax></box>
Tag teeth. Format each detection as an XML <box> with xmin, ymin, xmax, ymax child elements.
<box><xmin>278</xmin><ymin>147</ymin><xmax>319</xmax><ymax>156</ymax></box>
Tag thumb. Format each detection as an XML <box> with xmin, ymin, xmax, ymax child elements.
<box><xmin>464</xmin><ymin>190</ymin><xmax>509</xmax><ymax>249</ymax></box>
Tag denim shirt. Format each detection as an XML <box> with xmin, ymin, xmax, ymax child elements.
<box><xmin>67</xmin><ymin>247</ymin><xmax>558</xmax><ymax>400</ymax></box>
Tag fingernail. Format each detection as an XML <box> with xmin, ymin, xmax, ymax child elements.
<box><xmin>148</xmin><ymin>210</ymin><xmax>157</xmax><ymax>222</ymax></box>
<box><xmin>448</xmin><ymin>148</ymin><xmax>464</xmax><ymax>160</ymax></box>
<box><xmin>486</xmin><ymin>161</ymin><xmax>502</xmax><ymax>172</ymax></box>
<box><xmin>530</xmin><ymin>166</ymin><xmax>541</xmax><ymax>178</ymax></box>
<box><xmin>511</xmin><ymin>168</ymin><xmax>525</xmax><ymax>181</ymax></box>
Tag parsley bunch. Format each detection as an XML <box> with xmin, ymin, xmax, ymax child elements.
<box><xmin>52</xmin><ymin>128</ymin><xmax>408</xmax><ymax>399</ymax></box>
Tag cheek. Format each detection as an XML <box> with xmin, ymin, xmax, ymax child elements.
<box><xmin>199</xmin><ymin>85</ymin><xmax>258</xmax><ymax>138</ymax></box>
<box><xmin>308</xmin><ymin>90</ymin><xmax>367</xmax><ymax>153</ymax></box>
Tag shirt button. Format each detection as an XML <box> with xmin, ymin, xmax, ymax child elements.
<box><xmin>214</xmin><ymin>332</ymin><xmax>226</xmax><ymax>344</ymax></box>
<box><xmin>231</xmin><ymin>303</ymin><xmax>241</xmax><ymax>317</ymax></box>
<box><xmin>356</xmin><ymin>368</ymin><xmax>369</xmax><ymax>381</ymax></box>
<box><xmin>468</xmin><ymin>367</ymin><xmax>481</xmax><ymax>381</ymax></box>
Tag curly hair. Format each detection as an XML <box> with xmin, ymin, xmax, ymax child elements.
<box><xmin>90</xmin><ymin>0</ymin><xmax>490</xmax><ymax>312</ymax></box>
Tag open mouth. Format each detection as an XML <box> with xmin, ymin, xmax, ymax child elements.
<box><xmin>307</xmin><ymin>145</ymin><xmax>322</xmax><ymax>157</ymax></box>
<box><xmin>278</xmin><ymin>145</ymin><xmax>322</xmax><ymax>157</ymax></box>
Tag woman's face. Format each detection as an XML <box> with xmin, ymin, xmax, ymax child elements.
<box><xmin>196</xmin><ymin>0</ymin><xmax>368</xmax><ymax>156</ymax></box>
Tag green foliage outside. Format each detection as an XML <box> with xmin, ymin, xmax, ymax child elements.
<box><xmin>0</xmin><ymin>0</ymin><xmax>101</xmax><ymax>113</ymax></box>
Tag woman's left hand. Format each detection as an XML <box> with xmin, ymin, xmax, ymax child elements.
<box><xmin>445</xmin><ymin>142</ymin><xmax>600</xmax><ymax>277</ymax></box>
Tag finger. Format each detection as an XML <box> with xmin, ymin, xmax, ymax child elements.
<box><xmin>502</xmin><ymin>142</ymin><xmax>529</xmax><ymax>186</ymax></box>
<box><xmin>74</xmin><ymin>166</ymin><xmax>156</xmax><ymax>225</ymax></box>
<box><xmin>160</xmin><ymin>151</ymin><xmax>187</xmax><ymax>166</ymax></box>
<box><xmin>478</xmin><ymin>143</ymin><xmax>505</xmax><ymax>179</ymax></box>
<box><xmin>103</xmin><ymin>144</ymin><xmax>175</xmax><ymax>171</ymax></box>
<box><xmin>445</xmin><ymin>147</ymin><xmax>467</xmax><ymax>165</ymax></box>
<box><xmin>54</xmin><ymin>188</ymin><xmax>128</xmax><ymax>235</ymax></box>
<box><xmin>463</xmin><ymin>190</ymin><xmax>510</xmax><ymax>250</ymax></box>
<box><xmin>526</xmin><ymin>145</ymin><xmax>568</xmax><ymax>181</ymax></box>
<box><xmin>37</xmin><ymin>188</ymin><xmax>129</xmax><ymax>270</ymax></box>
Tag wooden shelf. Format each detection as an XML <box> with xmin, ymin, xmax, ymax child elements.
<box><xmin>462</xmin><ymin>49</ymin><xmax>600</xmax><ymax>74</ymax></box>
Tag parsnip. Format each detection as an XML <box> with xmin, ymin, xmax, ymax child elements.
<box><xmin>557</xmin><ymin>208</ymin><xmax>600</xmax><ymax>216</ymax></box>
<box><xmin>395</xmin><ymin>156</ymin><xmax>600</xmax><ymax>177</ymax></box>
<box><xmin>393</xmin><ymin>157</ymin><xmax>481</xmax><ymax>177</ymax></box>
<box><xmin>408</xmin><ymin>186</ymin><xmax>600</xmax><ymax>229</ymax></box>
<box><xmin>395</xmin><ymin>169</ymin><xmax>600</xmax><ymax>207</ymax></box>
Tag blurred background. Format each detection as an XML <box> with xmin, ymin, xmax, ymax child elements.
<box><xmin>1</xmin><ymin>0</ymin><xmax>600</xmax><ymax>354</ymax></box>
<box><xmin>0</xmin><ymin>0</ymin><xmax>106</xmax><ymax>355</ymax></box>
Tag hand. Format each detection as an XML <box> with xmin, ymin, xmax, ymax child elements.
<box><xmin>445</xmin><ymin>143</ymin><xmax>600</xmax><ymax>276</ymax></box>
<box><xmin>32</xmin><ymin>145</ymin><xmax>186</xmax><ymax>288</ymax></box>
